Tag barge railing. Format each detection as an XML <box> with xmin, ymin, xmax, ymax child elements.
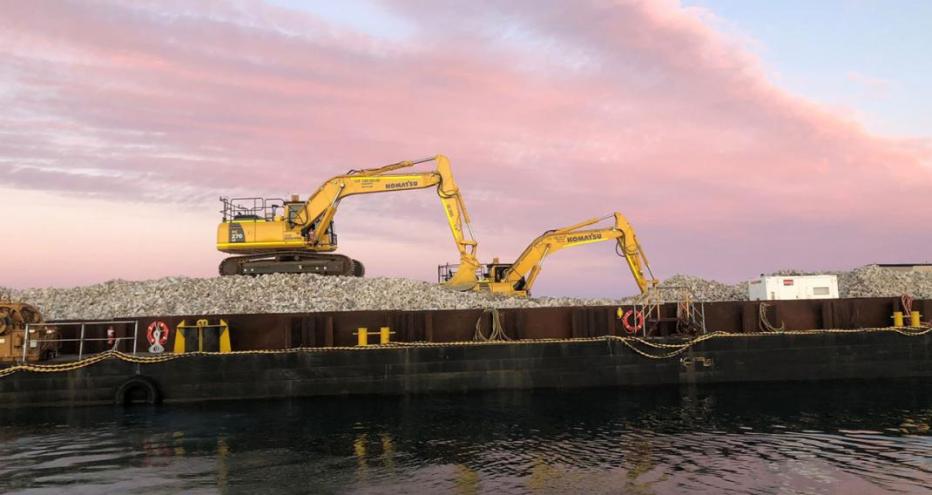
<box><xmin>22</xmin><ymin>320</ymin><xmax>140</xmax><ymax>363</ymax></box>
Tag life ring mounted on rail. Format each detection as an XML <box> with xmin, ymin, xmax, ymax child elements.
<box><xmin>622</xmin><ymin>309</ymin><xmax>645</xmax><ymax>334</ymax></box>
<box><xmin>146</xmin><ymin>321</ymin><xmax>170</xmax><ymax>353</ymax></box>
<box><xmin>146</xmin><ymin>321</ymin><xmax>170</xmax><ymax>345</ymax></box>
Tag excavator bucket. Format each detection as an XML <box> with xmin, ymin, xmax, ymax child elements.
<box><xmin>443</xmin><ymin>256</ymin><xmax>480</xmax><ymax>291</ymax></box>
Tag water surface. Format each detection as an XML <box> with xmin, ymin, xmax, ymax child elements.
<box><xmin>1</xmin><ymin>381</ymin><xmax>930</xmax><ymax>494</ymax></box>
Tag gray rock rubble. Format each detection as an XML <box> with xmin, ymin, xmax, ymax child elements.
<box><xmin>3</xmin><ymin>265</ymin><xmax>931</xmax><ymax>320</ymax></box>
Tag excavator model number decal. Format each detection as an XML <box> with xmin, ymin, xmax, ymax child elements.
<box><xmin>229</xmin><ymin>224</ymin><xmax>245</xmax><ymax>243</ymax></box>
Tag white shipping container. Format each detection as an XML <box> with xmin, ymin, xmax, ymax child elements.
<box><xmin>747</xmin><ymin>275</ymin><xmax>838</xmax><ymax>301</ymax></box>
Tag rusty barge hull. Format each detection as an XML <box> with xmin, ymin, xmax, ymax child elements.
<box><xmin>2</xmin><ymin>330</ymin><xmax>930</xmax><ymax>407</ymax></box>
<box><xmin>1</xmin><ymin>297</ymin><xmax>930</xmax><ymax>407</ymax></box>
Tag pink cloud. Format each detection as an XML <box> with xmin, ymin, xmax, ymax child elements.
<box><xmin>0</xmin><ymin>0</ymin><xmax>930</xmax><ymax>295</ymax></box>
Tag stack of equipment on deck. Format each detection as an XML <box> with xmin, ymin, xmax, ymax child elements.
<box><xmin>0</xmin><ymin>300</ymin><xmax>59</xmax><ymax>363</ymax></box>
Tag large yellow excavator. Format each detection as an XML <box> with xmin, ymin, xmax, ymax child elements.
<box><xmin>217</xmin><ymin>155</ymin><xmax>480</xmax><ymax>289</ymax></box>
<box><xmin>440</xmin><ymin>212</ymin><xmax>657</xmax><ymax>297</ymax></box>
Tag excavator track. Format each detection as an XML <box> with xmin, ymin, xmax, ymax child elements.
<box><xmin>219</xmin><ymin>252</ymin><xmax>364</xmax><ymax>277</ymax></box>
<box><xmin>351</xmin><ymin>260</ymin><xmax>365</xmax><ymax>277</ymax></box>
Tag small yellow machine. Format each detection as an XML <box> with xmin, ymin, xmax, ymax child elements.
<box><xmin>441</xmin><ymin>212</ymin><xmax>658</xmax><ymax>297</ymax></box>
<box><xmin>217</xmin><ymin>154</ymin><xmax>480</xmax><ymax>289</ymax></box>
<box><xmin>0</xmin><ymin>301</ymin><xmax>60</xmax><ymax>363</ymax></box>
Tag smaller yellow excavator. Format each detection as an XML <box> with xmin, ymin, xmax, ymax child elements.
<box><xmin>440</xmin><ymin>212</ymin><xmax>657</xmax><ymax>297</ymax></box>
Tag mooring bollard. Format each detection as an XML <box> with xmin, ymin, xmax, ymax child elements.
<box><xmin>354</xmin><ymin>327</ymin><xmax>395</xmax><ymax>346</ymax></box>
<box><xmin>379</xmin><ymin>327</ymin><xmax>395</xmax><ymax>345</ymax></box>
<box><xmin>356</xmin><ymin>328</ymin><xmax>369</xmax><ymax>347</ymax></box>
<box><xmin>892</xmin><ymin>311</ymin><xmax>904</xmax><ymax>328</ymax></box>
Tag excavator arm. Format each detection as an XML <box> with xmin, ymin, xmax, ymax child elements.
<box><xmin>292</xmin><ymin>155</ymin><xmax>480</xmax><ymax>289</ymax></box>
<box><xmin>481</xmin><ymin>212</ymin><xmax>657</xmax><ymax>297</ymax></box>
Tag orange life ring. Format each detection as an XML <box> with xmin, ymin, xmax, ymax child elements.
<box><xmin>146</xmin><ymin>321</ymin><xmax>170</xmax><ymax>345</ymax></box>
<box><xmin>622</xmin><ymin>309</ymin><xmax>645</xmax><ymax>334</ymax></box>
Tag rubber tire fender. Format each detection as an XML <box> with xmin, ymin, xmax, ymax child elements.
<box><xmin>115</xmin><ymin>375</ymin><xmax>162</xmax><ymax>405</ymax></box>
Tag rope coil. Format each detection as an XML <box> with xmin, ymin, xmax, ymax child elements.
<box><xmin>473</xmin><ymin>307</ymin><xmax>511</xmax><ymax>341</ymax></box>
<box><xmin>901</xmin><ymin>294</ymin><xmax>932</xmax><ymax>326</ymax></box>
<box><xmin>758</xmin><ymin>303</ymin><xmax>785</xmax><ymax>332</ymax></box>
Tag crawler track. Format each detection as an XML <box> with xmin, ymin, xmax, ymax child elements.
<box><xmin>219</xmin><ymin>251</ymin><xmax>365</xmax><ymax>277</ymax></box>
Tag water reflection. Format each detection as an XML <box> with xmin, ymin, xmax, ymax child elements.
<box><xmin>1</xmin><ymin>380</ymin><xmax>930</xmax><ymax>494</ymax></box>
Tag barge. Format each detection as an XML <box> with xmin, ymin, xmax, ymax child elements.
<box><xmin>1</xmin><ymin>297</ymin><xmax>930</xmax><ymax>407</ymax></box>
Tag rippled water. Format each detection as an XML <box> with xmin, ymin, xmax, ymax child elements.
<box><xmin>1</xmin><ymin>381</ymin><xmax>931</xmax><ymax>494</ymax></box>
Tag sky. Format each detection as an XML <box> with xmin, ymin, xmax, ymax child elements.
<box><xmin>1</xmin><ymin>0</ymin><xmax>930</xmax><ymax>297</ymax></box>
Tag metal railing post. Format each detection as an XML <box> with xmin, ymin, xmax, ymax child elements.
<box><xmin>13</xmin><ymin>320</ymin><xmax>140</xmax><ymax>363</ymax></box>
<box><xmin>701</xmin><ymin>304</ymin><xmax>707</xmax><ymax>335</ymax></box>
<box><xmin>22</xmin><ymin>323</ymin><xmax>30</xmax><ymax>363</ymax></box>
<box><xmin>78</xmin><ymin>323</ymin><xmax>86</xmax><ymax>359</ymax></box>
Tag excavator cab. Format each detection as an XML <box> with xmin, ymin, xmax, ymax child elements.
<box><xmin>476</xmin><ymin>258</ymin><xmax>515</xmax><ymax>285</ymax></box>
<box><xmin>483</xmin><ymin>262</ymin><xmax>527</xmax><ymax>291</ymax></box>
<box><xmin>486</xmin><ymin>262</ymin><xmax>512</xmax><ymax>284</ymax></box>
<box><xmin>439</xmin><ymin>259</ymin><xmax>524</xmax><ymax>293</ymax></box>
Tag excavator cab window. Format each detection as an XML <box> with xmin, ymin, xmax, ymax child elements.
<box><xmin>286</xmin><ymin>204</ymin><xmax>302</xmax><ymax>226</ymax></box>
<box><xmin>491</xmin><ymin>265</ymin><xmax>511</xmax><ymax>283</ymax></box>
<box><xmin>294</xmin><ymin>208</ymin><xmax>337</xmax><ymax>245</ymax></box>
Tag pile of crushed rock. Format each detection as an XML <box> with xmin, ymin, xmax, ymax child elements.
<box><xmin>3</xmin><ymin>265</ymin><xmax>931</xmax><ymax>320</ymax></box>
<box><xmin>776</xmin><ymin>265</ymin><xmax>932</xmax><ymax>299</ymax></box>
<box><xmin>1</xmin><ymin>274</ymin><xmax>617</xmax><ymax>321</ymax></box>
<box><xmin>646</xmin><ymin>265</ymin><xmax>932</xmax><ymax>301</ymax></box>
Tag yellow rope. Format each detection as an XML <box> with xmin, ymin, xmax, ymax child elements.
<box><xmin>0</xmin><ymin>326</ymin><xmax>928</xmax><ymax>377</ymax></box>
<box><xmin>609</xmin><ymin>326</ymin><xmax>932</xmax><ymax>359</ymax></box>
<box><xmin>758</xmin><ymin>302</ymin><xmax>785</xmax><ymax>332</ymax></box>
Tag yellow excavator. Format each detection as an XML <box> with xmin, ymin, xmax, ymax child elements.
<box><xmin>440</xmin><ymin>212</ymin><xmax>657</xmax><ymax>297</ymax></box>
<box><xmin>216</xmin><ymin>155</ymin><xmax>480</xmax><ymax>289</ymax></box>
